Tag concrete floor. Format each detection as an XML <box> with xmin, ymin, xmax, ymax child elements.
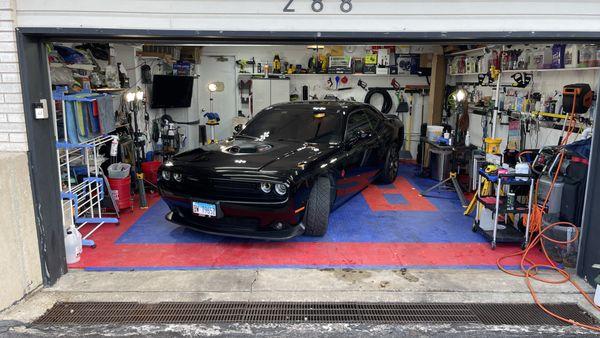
<box><xmin>1</xmin><ymin>268</ymin><xmax>598</xmax><ymax>336</ymax></box>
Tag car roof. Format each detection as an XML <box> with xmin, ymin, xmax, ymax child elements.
<box><xmin>269</xmin><ymin>101</ymin><xmax>373</xmax><ymax>113</ymax></box>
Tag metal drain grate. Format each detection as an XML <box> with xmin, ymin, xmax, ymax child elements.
<box><xmin>33</xmin><ymin>302</ymin><xmax>596</xmax><ymax>326</ymax></box>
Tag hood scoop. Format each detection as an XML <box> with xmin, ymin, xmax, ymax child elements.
<box><xmin>226</xmin><ymin>142</ymin><xmax>273</xmax><ymax>154</ymax></box>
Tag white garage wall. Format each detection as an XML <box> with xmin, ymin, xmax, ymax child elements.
<box><xmin>13</xmin><ymin>1</ymin><xmax>600</xmax><ymax>32</ymax></box>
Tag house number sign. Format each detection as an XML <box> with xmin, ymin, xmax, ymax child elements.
<box><xmin>283</xmin><ymin>0</ymin><xmax>353</xmax><ymax>13</ymax></box>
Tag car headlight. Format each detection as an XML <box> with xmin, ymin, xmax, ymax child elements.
<box><xmin>173</xmin><ymin>173</ymin><xmax>183</xmax><ymax>182</ymax></box>
<box><xmin>260</xmin><ymin>182</ymin><xmax>272</xmax><ymax>193</ymax></box>
<box><xmin>275</xmin><ymin>183</ymin><xmax>287</xmax><ymax>196</ymax></box>
<box><xmin>161</xmin><ymin>170</ymin><xmax>171</xmax><ymax>181</ymax></box>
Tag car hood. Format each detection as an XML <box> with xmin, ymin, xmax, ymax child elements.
<box><xmin>172</xmin><ymin>138</ymin><xmax>337</xmax><ymax>174</ymax></box>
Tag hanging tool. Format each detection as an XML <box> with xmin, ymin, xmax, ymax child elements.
<box><xmin>391</xmin><ymin>78</ymin><xmax>401</xmax><ymax>91</ymax></box>
<box><xmin>335</xmin><ymin>75</ymin><xmax>340</xmax><ymax>90</ymax></box>
<box><xmin>358</xmin><ymin>79</ymin><xmax>368</xmax><ymax>91</ymax></box>
<box><xmin>511</xmin><ymin>72</ymin><xmax>533</xmax><ymax>88</ymax></box>
<box><xmin>327</xmin><ymin>77</ymin><xmax>334</xmax><ymax>89</ymax></box>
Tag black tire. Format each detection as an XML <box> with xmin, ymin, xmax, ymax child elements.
<box><xmin>303</xmin><ymin>177</ymin><xmax>331</xmax><ymax>237</ymax></box>
<box><xmin>377</xmin><ymin>145</ymin><xmax>400</xmax><ymax>184</ymax></box>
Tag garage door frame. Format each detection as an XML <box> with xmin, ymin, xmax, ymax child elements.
<box><xmin>15</xmin><ymin>27</ymin><xmax>600</xmax><ymax>286</ymax></box>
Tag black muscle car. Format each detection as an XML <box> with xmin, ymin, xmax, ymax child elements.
<box><xmin>158</xmin><ymin>101</ymin><xmax>404</xmax><ymax>240</ymax></box>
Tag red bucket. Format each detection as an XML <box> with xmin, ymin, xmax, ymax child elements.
<box><xmin>107</xmin><ymin>176</ymin><xmax>132</xmax><ymax>211</ymax></box>
<box><xmin>141</xmin><ymin>161</ymin><xmax>162</xmax><ymax>185</ymax></box>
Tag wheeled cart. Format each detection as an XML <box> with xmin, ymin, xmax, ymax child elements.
<box><xmin>472</xmin><ymin>169</ymin><xmax>535</xmax><ymax>250</ymax></box>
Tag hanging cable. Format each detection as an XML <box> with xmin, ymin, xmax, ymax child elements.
<box><xmin>364</xmin><ymin>88</ymin><xmax>393</xmax><ymax>114</ymax></box>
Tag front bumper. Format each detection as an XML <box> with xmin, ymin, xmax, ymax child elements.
<box><xmin>166</xmin><ymin>211</ymin><xmax>305</xmax><ymax>240</ymax></box>
<box><xmin>160</xmin><ymin>187</ymin><xmax>307</xmax><ymax>241</ymax></box>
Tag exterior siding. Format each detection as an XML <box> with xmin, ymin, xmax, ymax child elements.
<box><xmin>0</xmin><ymin>0</ymin><xmax>25</xmax><ymax>152</ymax></box>
<box><xmin>13</xmin><ymin>1</ymin><xmax>600</xmax><ymax>33</ymax></box>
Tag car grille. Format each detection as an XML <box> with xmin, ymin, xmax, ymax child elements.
<box><xmin>171</xmin><ymin>176</ymin><xmax>283</xmax><ymax>202</ymax></box>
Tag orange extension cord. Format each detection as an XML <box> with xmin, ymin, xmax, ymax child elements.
<box><xmin>498</xmin><ymin>104</ymin><xmax>600</xmax><ymax>332</ymax></box>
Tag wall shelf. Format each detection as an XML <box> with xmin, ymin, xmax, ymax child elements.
<box><xmin>238</xmin><ymin>73</ymin><xmax>418</xmax><ymax>78</ymax></box>
<box><xmin>447</xmin><ymin>47</ymin><xmax>488</xmax><ymax>56</ymax></box>
<box><xmin>449</xmin><ymin>67</ymin><xmax>600</xmax><ymax>77</ymax></box>
<box><xmin>449</xmin><ymin>72</ymin><xmax>482</xmax><ymax>76</ymax></box>
<box><xmin>501</xmin><ymin>67</ymin><xmax>600</xmax><ymax>73</ymax></box>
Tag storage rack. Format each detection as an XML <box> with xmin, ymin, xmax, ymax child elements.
<box><xmin>53</xmin><ymin>87</ymin><xmax>119</xmax><ymax>248</ymax></box>
<box><xmin>472</xmin><ymin>170</ymin><xmax>535</xmax><ymax>250</ymax></box>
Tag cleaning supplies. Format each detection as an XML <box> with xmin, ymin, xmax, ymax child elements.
<box><xmin>564</xmin><ymin>44</ymin><xmax>579</xmax><ymax>68</ymax></box>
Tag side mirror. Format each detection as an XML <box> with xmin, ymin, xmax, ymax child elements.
<box><xmin>234</xmin><ymin>124</ymin><xmax>244</xmax><ymax>134</ymax></box>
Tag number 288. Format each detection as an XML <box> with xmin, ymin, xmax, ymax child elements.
<box><xmin>283</xmin><ymin>0</ymin><xmax>353</xmax><ymax>13</ymax></box>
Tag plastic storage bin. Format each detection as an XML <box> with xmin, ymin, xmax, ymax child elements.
<box><xmin>141</xmin><ymin>161</ymin><xmax>162</xmax><ymax>185</ymax></box>
<box><xmin>107</xmin><ymin>163</ymin><xmax>131</xmax><ymax>179</ymax></box>
<box><xmin>107</xmin><ymin>176</ymin><xmax>132</xmax><ymax>211</ymax></box>
<box><xmin>484</xmin><ymin>138</ymin><xmax>502</xmax><ymax>154</ymax></box>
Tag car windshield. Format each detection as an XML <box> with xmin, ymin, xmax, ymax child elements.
<box><xmin>239</xmin><ymin>107</ymin><xmax>343</xmax><ymax>144</ymax></box>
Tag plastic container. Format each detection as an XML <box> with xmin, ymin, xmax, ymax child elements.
<box><xmin>64</xmin><ymin>227</ymin><xmax>82</xmax><ymax>264</ymax></box>
<box><xmin>484</xmin><ymin>138</ymin><xmax>503</xmax><ymax>154</ymax></box>
<box><xmin>108</xmin><ymin>176</ymin><xmax>132</xmax><ymax>211</ymax></box>
<box><xmin>427</xmin><ymin>125</ymin><xmax>444</xmax><ymax>141</ymax></box>
<box><xmin>107</xmin><ymin>163</ymin><xmax>131</xmax><ymax>179</ymax></box>
<box><xmin>141</xmin><ymin>161</ymin><xmax>162</xmax><ymax>185</ymax></box>
<box><xmin>515</xmin><ymin>162</ymin><xmax>530</xmax><ymax>181</ymax></box>
<box><xmin>595</xmin><ymin>285</ymin><xmax>600</xmax><ymax>307</ymax></box>
<box><xmin>564</xmin><ymin>44</ymin><xmax>579</xmax><ymax>68</ymax></box>
<box><xmin>537</xmin><ymin>176</ymin><xmax>564</xmax><ymax>214</ymax></box>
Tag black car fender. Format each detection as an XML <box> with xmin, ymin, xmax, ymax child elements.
<box><xmin>294</xmin><ymin>168</ymin><xmax>337</xmax><ymax>209</ymax></box>
<box><xmin>385</xmin><ymin>114</ymin><xmax>404</xmax><ymax>149</ymax></box>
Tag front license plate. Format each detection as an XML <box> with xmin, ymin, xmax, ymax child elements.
<box><xmin>192</xmin><ymin>201</ymin><xmax>217</xmax><ymax>218</ymax></box>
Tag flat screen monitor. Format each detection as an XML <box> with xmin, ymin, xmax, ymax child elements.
<box><xmin>151</xmin><ymin>75</ymin><xmax>194</xmax><ymax>109</ymax></box>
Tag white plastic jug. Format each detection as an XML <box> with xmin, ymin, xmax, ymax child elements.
<box><xmin>65</xmin><ymin>228</ymin><xmax>82</xmax><ymax>264</ymax></box>
<box><xmin>515</xmin><ymin>162</ymin><xmax>530</xmax><ymax>181</ymax></box>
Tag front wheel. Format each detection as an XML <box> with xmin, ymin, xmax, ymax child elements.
<box><xmin>303</xmin><ymin>177</ymin><xmax>331</xmax><ymax>237</ymax></box>
<box><xmin>377</xmin><ymin>145</ymin><xmax>400</xmax><ymax>184</ymax></box>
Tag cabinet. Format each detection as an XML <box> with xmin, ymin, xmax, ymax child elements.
<box><xmin>252</xmin><ymin>78</ymin><xmax>290</xmax><ymax>112</ymax></box>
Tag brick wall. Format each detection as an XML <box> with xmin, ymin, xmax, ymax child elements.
<box><xmin>0</xmin><ymin>0</ymin><xmax>26</xmax><ymax>152</ymax></box>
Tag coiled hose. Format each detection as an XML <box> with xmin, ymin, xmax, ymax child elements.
<box><xmin>498</xmin><ymin>107</ymin><xmax>600</xmax><ymax>332</ymax></box>
<box><xmin>364</xmin><ymin>88</ymin><xmax>393</xmax><ymax>114</ymax></box>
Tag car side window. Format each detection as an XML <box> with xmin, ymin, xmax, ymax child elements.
<box><xmin>345</xmin><ymin>110</ymin><xmax>375</xmax><ymax>139</ymax></box>
<box><xmin>366</xmin><ymin>108</ymin><xmax>383</xmax><ymax>130</ymax></box>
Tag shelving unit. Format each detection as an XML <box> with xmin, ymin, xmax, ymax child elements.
<box><xmin>473</xmin><ymin>170</ymin><xmax>535</xmax><ymax>250</ymax></box>
<box><xmin>53</xmin><ymin>87</ymin><xmax>119</xmax><ymax>249</ymax></box>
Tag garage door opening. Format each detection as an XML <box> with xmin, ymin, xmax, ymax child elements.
<box><xmin>37</xmin><ymin>39</ymin><xmax>597</xmax><ymax>276</ymax></box>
